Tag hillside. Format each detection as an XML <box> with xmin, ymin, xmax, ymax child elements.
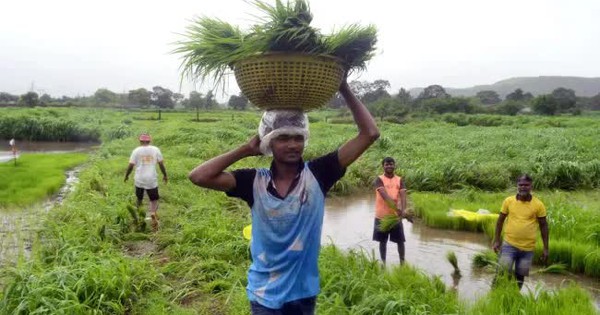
<box><xmin>410</xmin><ymin>76</ymin><xmax>600</xmax><ymax>98</ymax></box>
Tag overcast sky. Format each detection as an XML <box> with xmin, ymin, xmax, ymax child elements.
<box><xmin>1</xmin><ymin>0</ymin><xmax>599</xmax><ymax>100</ymax></box>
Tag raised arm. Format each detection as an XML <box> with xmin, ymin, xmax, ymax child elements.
<box><xmin>337</xmin><ymin>81</ymin><xmax>380</xmax><ymax>168</ymax></box>
<box><xmin>188</xmin><ymin>136</ymin><xmax>261</xmax><ymax>191</ymax></box>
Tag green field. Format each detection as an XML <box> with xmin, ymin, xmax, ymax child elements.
<box><xmin>0</xmin><ymin>108</ymin><xmax>597</xmax><ymax>314</ymax></box>
<box><xmin>0</xmin><ymin>153</ymin><xmax>88</xmax><ymax>207</ymax></box>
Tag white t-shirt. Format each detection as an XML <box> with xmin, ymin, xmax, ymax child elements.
<box><xmin>129</xmin><ymin>145</ymin><xmax>163</xmax><ymax>189</ymax></box>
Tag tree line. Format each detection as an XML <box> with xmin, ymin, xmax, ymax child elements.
<box><xmin>2</xmin><ymin>82</ymin><xmax>600</xmax><ymax>118</ymax></box>
<box><xmin>327</xmin><ymin>81</ymin><xmax>600</xmax><ymax>120</ymax></box>
<box><xmin>0</xmin><ymin>87</ymin><xmax>250</xmax><ymax>111</ymax></box>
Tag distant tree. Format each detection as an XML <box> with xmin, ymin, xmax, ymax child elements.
<box><xmin>39</xmin><ymin>93</ymin><xmax>52</xmax><ymax>106</ymax></box>
<box><xmin>186</xmin><ymin>91</ymin><xmax>203</xmax><ymax>109</ymax></box>
<box><xmin>367</xmin><ymin>98</ymin><xmax>409</xmax><ymax>121</ymax></box>
<box><xmin>128</xmin><ymin>88</ymin><xmax>151</xmax><ymax>107</ymax></box>
<box><xmin>532</xmin><ymin>95</ymin><xmax>558</xmax><ymax>115</ymax></box>
<box><xmin>421</xmin><ymin>97</ymin><xmax>476</xmax><ymax>114</ymax></box>
<box><xmin>94</xmin><ymin>88</ymin><xmax>118</xmax><ymax>105</ymax></box>
<box><xmin>349</xmin><ymin>79</ymin><xmax>391</xmax><ymax>104</ymax></box>
<box><xmin>589</xmin><ymin>93</ymin><xmax>600</xmax><ymax>110</ymax></box>
<box><xmin>151</xmin><ymin>86</ymin><xmax>174</xmax><ymax>109</ymax></box>
<box><xmin>418</xmin><ymin>85</ymin><xmax>450</xmax><ymax>100</ymax></box>
<box><xmin>228</xmin><ymin>93</ymin><xmax>249</xmax><ymax>110</ymax></box>
<box><xmin>505</xmin><ymin>88</ymin><xmax>534</xmax><ymax>102</ymax></box>
<box><xmin>396</xmin><ymin>88</ymin><xmax>412</xmax><ymax>104</ymax></box>
<box><xmin>363</xmin><ymin>80</ymin><xmax>391</xmax><ymax>104</ymax></box>
<box><xmin>494</xmin><ymin>100</ymin><xmax>524</xmax><ymax>116</ymax></box>
<box><xmin>19</xmin><ymin>91</ymin><xmax>39</xmax><ymax>107</ymax></box>
<box><xmin>173</xmin><ymin>93</ymin><xmax>184</xmax><ymax>107</ymax></box>
<box><xmin>186</xmin><ymin>91</ymin><xmax>204</xmax><ymax>121</ymax></box>
<box><xmin>551</xmin><ymin>87</ymin><xmax>576</xmax><ymax>112</ymax></box>
<box><xmin>0</xmin><ymin>92</ymin><xmax>19</xmax><ymax>103</ymax></box>
<box><xmin>327</xmin><ymin>92</ymin><xmax>346</xmax><ymax>108</ymax></box>
<box><xmin>204</xmin><ymin>90</ymin><xmax>217</xmax><ymax>109</ymax></box>
<box><xmin>476</xmin><ymin>90</ymin><xmax>501</xmax><ymax>105</ymax></box>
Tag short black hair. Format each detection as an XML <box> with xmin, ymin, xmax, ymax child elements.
<box><xmin>382</xmin><ymin>157</ymin><xmax>395</xmax><ymax>165</ymax></box>
<box><xmin>517</xmin><ymin>174</ymin><xmax>533</xmax><ymax>183</ymax></box>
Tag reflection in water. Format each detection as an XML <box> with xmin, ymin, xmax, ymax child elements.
<box><xmin>322</xmin><ymin>192</ymin><xmax>600</xmax><ymax>306</ymax></box>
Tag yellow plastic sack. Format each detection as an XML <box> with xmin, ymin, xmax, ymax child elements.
<box><xmin>451</xmin><ymin>209</ymin><xmax>498</xmax><ymax>222</ymax></box>
<box><xmin>243</xmin><ymin>224</ymin><xmax>252</xmax><ymax>240</ymax></box>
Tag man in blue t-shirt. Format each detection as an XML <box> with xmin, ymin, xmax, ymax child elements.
<box><xmin>189</xmin><ymin>78</ymin><xmax>379</xmax><ymax>314</ymax></box>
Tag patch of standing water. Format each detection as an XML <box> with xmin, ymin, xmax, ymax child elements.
<box><xmin>0</xmin><ymin>140</ymin><xmax>98</xmax><ymax>163</ymax></box>
<box><xmin>322</xmin><ymin>192</ymin><xmax>600</xmax><ymax>308</ymax></box>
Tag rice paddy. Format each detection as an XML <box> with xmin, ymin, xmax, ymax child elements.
<box><xmin>0</xmin><ymin>107</ymin><xmax>598</xmax><ymax>314</ymax></box>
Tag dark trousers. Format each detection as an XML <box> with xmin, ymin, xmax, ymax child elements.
<box><xmin>250</xmin><ymin>296</ymin><xmax>316</xmax><ymax>315</ymax></box>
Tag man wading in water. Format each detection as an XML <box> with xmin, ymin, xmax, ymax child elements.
<box><xmin>189</xmin><ymin>79</ymin><xmax>379</xmax><ymax>315</ymax></box>
<box><xmin>493</xmin><ymin>174</ymin><xmax>549</xmax><ymax>289</ymax></box>
<box><xmin>373</xmin><ymin>157</ymin><xmax>409</xmax><ymax>265</ymax></box>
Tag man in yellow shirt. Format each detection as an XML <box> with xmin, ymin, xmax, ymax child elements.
<box><xmin>493</xmin><ymin>174</ymin><xmax>549</xmax><ymax>289</ymax></box>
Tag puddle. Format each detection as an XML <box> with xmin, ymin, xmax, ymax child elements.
<box><xmin>0</xmin><ymin>139</ymin><xmax>98</xmax><ymax>162</ymax></box>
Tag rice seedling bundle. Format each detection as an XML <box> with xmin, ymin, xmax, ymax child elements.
<box><xmin>378</xmin><ymin>214</ymin><xmax>400</xmax><ymax>232</ymax></box>
<box><xmin>534</xmin><ymin>263</ymin><xmax>568</xmax><ymax>274</ymax></box>
<box><xmin>472</xmin><ymin>250</ymin><xmax>498</xmax><ymax>269</ymax></box>
<box><xmin>446</xmin><ymin>250</ymin><xmax>461</xmax><ymax>275</ymax></box>
<box><xmin>174</xmin><ymin>0</ymin><xmax>377</xmax><ymax>110</ymax></box>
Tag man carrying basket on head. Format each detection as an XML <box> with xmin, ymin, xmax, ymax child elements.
<box><xmin>189</xmin><ymin>77</ymin><xmax>379</xmax><ymax>315</ymax></box>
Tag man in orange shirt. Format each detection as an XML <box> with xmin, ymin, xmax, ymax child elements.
<box><xmin>493</xmin><ymin>174</ymin><xmax>549</xmax><ymax>289</ymax></box>
<box><xmin>373</xmin><ymin>157</ymin><xmax>408</xmax><ymax>265</ymax></box>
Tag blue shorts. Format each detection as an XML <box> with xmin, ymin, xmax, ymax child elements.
<box><xmin>250</xmin><ymin>296</ymin><xmax>316</xmax><ymax>315</ymax></box>
<box><xmin>498</xmin><ymin>242</ymin><xmax>534</xmax><ymax>276</ymax></box>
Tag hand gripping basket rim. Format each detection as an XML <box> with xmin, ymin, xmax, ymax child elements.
<box><xmin>234</xmin><ymin>53</ymin><xmax>346</xmax><ymax>111</ymax></box>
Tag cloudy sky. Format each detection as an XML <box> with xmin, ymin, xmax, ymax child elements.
<box><xmin>1</xmin><ymin>0</ymin><xmax>599</xmax><ymax>100</ymax></box>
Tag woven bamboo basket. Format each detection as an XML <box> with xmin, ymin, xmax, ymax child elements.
<box><xmin>234</xmin><ymin>53</ymin><xmax>345</xmax><ymax>111</ymax></box>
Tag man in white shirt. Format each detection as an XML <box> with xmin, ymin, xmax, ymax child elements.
<box><xmin>124</xmin><ymin>133</ymin><xmax>168</xmax><ymax>231</ymax></box>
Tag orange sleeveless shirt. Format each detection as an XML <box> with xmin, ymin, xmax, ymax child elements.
<box><xmin>375</xmin><ymin>174</ymin><xmax>402</xmax><ymax>219</ymax></box>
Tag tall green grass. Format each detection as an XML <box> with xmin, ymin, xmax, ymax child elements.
<box><xmin>470</xmin><ymin>277</ymin><xmax>595</xmax><ymax>315</ymax></box>
<box><xmin>0</xmin><ymin>116</ymin><xmax>100</xmax><ymax>142</ymax></box>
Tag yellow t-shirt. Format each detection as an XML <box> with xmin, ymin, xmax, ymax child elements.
<box><xmin>501</xmin><ymin>195</ymin><xmax>546</xmax><ymax>251</ymax></box>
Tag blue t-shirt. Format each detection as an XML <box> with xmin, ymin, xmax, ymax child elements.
<box><xmin>226</xmin><ymin>151</ymin><xmax>345</xmax><ymax>308</ymax></box>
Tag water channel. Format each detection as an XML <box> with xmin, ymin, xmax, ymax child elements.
<box><xmin>322</xmin><ymin>192</ymin><xmax>600</xmax><ymax>307</ymax></box>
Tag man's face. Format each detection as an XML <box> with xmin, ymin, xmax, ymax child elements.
<box><xmin>270</xmin><ymin>134</ymin><xmax>305</xmax><ymax>164</ymax></box>
<box><xmin>383</xmin><ymin>161</ymin><xmax>396</xmax><ymax>175</ymax></box>
<box><xmin>517</xmin><ymin>179</ymin><xmax>532</xmax><ymax>196</ymax></box>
